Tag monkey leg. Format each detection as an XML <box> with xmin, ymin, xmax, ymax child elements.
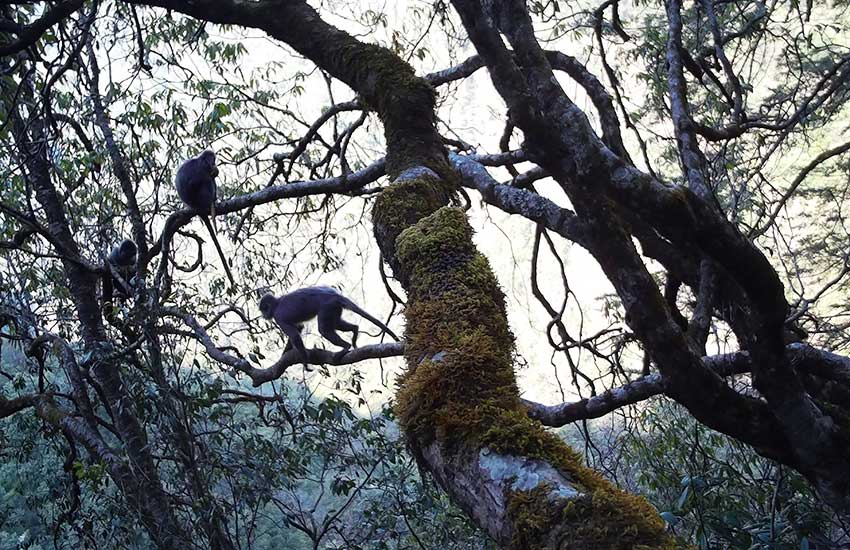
<box><xmin>282</xmin><ymin>324</ymin><xmax>303</xmax><ymax>353</ymax></box>
<box><xmin>318</xmin><ymin>306</ymin><xmax>352</xmax><ymax>361</ymax></box>
<box><xmin>335</xmin><ymin>318</ymin><xmax>359</xmax><ymax>348</ymax></box>
<box><xmin>280</xmin><ymin>323</ymin><xmax>309</xmax><ymax>366</ymax></box>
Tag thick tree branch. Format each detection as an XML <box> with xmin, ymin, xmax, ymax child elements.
<box><xmin>525</xmin><ymin>351</ymin><xmax>751</xmax><ymax>426</ymax></box>
<box><xmin>450</xmin><ymin>0</ymin><xmax>792</xmax><ymax>461</ymax></box>
<box><xmin>0</xmin><ymin>392</ymin><xmax>42</xmax><ymax>418</ymax></box>
<box><xmin>664</xmin><ymin>0</ymin><xmax>710</xmax><ymax>198</ymax></box>
<box><xmin>451</xmin><ymin>153</ymin><xmax>587</xmax><ymax>245</ymax></box>
<box><xmin>148</xmin><ymin>158</ymin><xmax>387</xmax><ymax>290</ymax></box>
<box><xmin>0</xmin><ymin>0</ymin><xmax>84</xmax><ymax>56</ymax></box>
<box><xmin>526</xmin><ymin>344</ymin><xmax>850</xmax><ymax>427</ymax></box>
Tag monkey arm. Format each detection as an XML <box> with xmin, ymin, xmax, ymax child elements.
<box><xmin>104</xmin><ymin>261</ymin><xmax>133</xmax><ymax>297</ymax></box>
<box><xmin>278</xmin><ymin>322</ymin><xmax>309</xmax><ymax>364</ymax></box>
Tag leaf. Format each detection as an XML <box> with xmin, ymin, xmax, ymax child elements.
<box><xmin>660</xmin><ymin>511</ymin><xmax>680</xmax><ymax>527</ymax></box>
<box><xmin>676</xmin><ymin>485</ymin><xmax>690</xmax><ymax>510</ymax></box>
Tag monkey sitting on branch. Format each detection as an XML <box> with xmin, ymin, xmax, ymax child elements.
<box><xmin>175</xmin><ymin>149</ymin><xmax>236</xmax><ymax>287</ymax></box>
<box><xmin>259</xmin><ymin>286</ymin><xmax>400</xmax><ymax>366</ymax></box>
<box><xmin>102</xmin><ymin>238</ymin><xmax>137</xmax><ymax>304</ymax></box>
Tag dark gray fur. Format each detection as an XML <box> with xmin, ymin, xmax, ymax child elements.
<box><xmin>105</xmin><ymin>239</ymin><xmax>137</xmax><ymax>299</ymax></box>
<box><xmin>108</xmin><ymin>239</ymin><xmax>137</xmax><ymax>267</ymax></box>
<box><xmin>259</xmin><ymin>286</ymin><xmax>399</xmax><ymax>364</ymax></box>
<box><xmin>175</xmin><ymin>149</ymin><xmax>235</xmax><ymax>287</ymax></box>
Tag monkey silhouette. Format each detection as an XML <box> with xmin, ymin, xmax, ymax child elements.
<box><xmin>175</xmin><ymin>149</ymin><xmax>235</xmax><ymax>287</ymax></box>
<box><xmin>103</xmin><ymin>238</ymin><xmax>137</xmax><ymax>302</ymax></box>
<box><xmin>260</xmin><ymin>286</ymin><xmax>399</xmax><ymax>365</ymax></box>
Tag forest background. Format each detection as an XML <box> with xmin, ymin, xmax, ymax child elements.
<box><xmin>1</xmin><ymin>0</ymin><xmax>850</xmax><ymax>548</ymax></box>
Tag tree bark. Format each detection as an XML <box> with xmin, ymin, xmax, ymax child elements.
<box><xmin>449</xmin><ymin>0</ymin><xmax>850</xmax><ymax>518</ymax></box>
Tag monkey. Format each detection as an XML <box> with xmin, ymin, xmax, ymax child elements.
<box><xmin>259</xmin><ymin>286</ymin><xmax>400</xmax><ymax>366</ymax></box>
<box><xmin>103</xmin><ymin>238</ymin><xmax>137</xmax><ymax>302</ymax></box>
<box><xmin>175</xmin><ymin>149</ymin><xmax>236</xmax><ymax>287</ymax></box>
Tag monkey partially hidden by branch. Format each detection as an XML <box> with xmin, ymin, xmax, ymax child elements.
<box><xmin>102</xmin><ymin>238</ymin><xmax>137</xmax><ymax>303</ymax></box>
<box><xmin>175</xmin><ymin>149</ymin><xmax>236</xmax><ymax>287</ymax></box>
<box><xmin>259</xmin><ymin>286</ymin><xmax>400</xmax><ymax>366</ymax></box>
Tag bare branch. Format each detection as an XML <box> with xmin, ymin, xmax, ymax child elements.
<box><xmin>526</xmin><ymin>344</ymin><xmax>850</xmax><ymax>427</ymax></box>
<box><xmin>753</xmin><ymin>140</ymin><xmax>850</xmax><ymax>238</ymax></box>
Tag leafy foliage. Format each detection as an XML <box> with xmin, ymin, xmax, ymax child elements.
<box><xmin>621</xmin><ymin>400</ymin><xmax>839</xmax><ymax>549</ymax></box>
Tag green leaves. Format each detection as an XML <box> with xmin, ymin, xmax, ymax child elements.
<box><xmin>623</xmin><ymin>401</ymin><xmax>830</xmax><ymax>549</ymax></box>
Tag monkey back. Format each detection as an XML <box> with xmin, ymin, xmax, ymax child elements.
<box><xmin>274</xmin><ymin>287</ymin><xmax>342</xmax><ymax>324</ymax></box>
<box><xmin>176</xmin><ymin>157</ymin><xmax>216</xmax><ymax>212</ymax></box>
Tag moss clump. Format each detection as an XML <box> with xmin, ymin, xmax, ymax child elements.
<box><xmin>37</xmin><ymin>397</ymin><xmax>65</xmax><ymax>427</ymax></box>
<box><xmin>373</xmin><ymin>175</ymin><xmax>445</xmax><ymax>240</ymax></box>
<box><xmin>509</xmin><ymin>485</ymin><xmax>558</xmax><ymax>548</ymax></box>
<box><xmin>334</xmin><ymin>42</ymin><xmax>430</xmax><ymax>117</ymax></box>
<box><xmin>482</xmin><ymin>404</ymin><xmax>674</xmax><ymax>548</ymax></box>
<box><xmin>332</xmin><ymin>41</ymin><xmax>451</xmax><ymax>181</ymax></box>
<box><xmin>396</xmin><ymin>326</ymin><xmax>519</xmax><ymax>451</ymax></box>
<box><xmin>508</xmin><ymin>485</ymin><xmax>676</xmax><ymax>550</ymax></box>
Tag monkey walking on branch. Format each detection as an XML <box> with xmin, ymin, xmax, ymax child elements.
<box><xmin>259</xmin><ymin>286</ymin><xmax>400</xmax><ymax>366</ymax></box>
<box><xmin>175</xmin><ymin>149</ymin><xmax>236</xmax><ymax>287</ymax></box>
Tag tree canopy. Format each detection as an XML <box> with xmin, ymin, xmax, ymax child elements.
<box><xmin>1</xmin><ymin>0</ymin><xmax>850</xmax><ymax>548</ymax></box>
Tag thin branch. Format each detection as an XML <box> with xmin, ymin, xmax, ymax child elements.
<box><xmin>163</xmin><ymin>308</ymin><xmax>404</xmax><ymax>386</ymax></box>
<box><xmin>752</xmin><ymin>140</ymin><xmax>850</xmax><ymax>238</ymax></box>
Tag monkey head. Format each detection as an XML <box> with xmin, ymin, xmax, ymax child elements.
<box><xmin>199</xmin><ymin>149</ymin><xmax>218</xmax><ymax>178</ymax></box>
<box><xmin>110</xmin><ymin>239</ymin><xmax>138</xmax><ymax>266</ymax></box>
<box><xmin>259</xmin><ymin>294</ymin><xmax>277</xmax><ymax>319</ymax></box>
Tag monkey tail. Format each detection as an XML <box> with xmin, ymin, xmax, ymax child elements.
<box><xmin>340</xmin><ymin>297</ymin><xmax>400</xmax><ymax>341</ymax></box>
<box><xmin>201</xmin><ymin>215</ymin><xmax>236</xmax><ymax>288</ymax></box>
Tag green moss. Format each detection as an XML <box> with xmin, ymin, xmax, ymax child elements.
<box><xmin>509</xmin><ymin>485</ymin><xmax>557</xmax><ymax>547</ymax></box>
<box><xmin>35</xmin><ymin>396</ymin><xmax>65</xmax><ymax>426</ymax></box>
<box><xmin>334</xmin><ymin>43</ymin><xmax>427</xmax><ymax>113</ymax></box>
<box><xmin>394</xmin><ymin>208</ymin><xmax>516</xmax><ymax>449</ymax></box>
<box><xmin>507</xmin><ymin>484</ymin><xmax>675</xmax><ymax>550</ymax></box>
<box><xmin>373</xmin><ymin>175</ymin><xmax>445</xmax><ymax>240</ymax></box>
<box><xmin>372</xmin><ymin>174</ymin><xmax>447</xmax><ymax>270</ymax></box>
<box><xmin>480</xmin><ymin>400</ymin><xmax>674</xmax><ymax>548</ymax></box>
<box><xmin>331</xmin><ymin>42</ymin><xmax>453</xmax><ymax>180</ymax></box>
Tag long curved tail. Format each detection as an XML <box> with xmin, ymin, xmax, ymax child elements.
<box><xmin>201</xmin><ymin>215</ymin><xmax>236</xmax><ymax>288</ymax></box>
<box><xmin>340</xmin><ymin>297</ymin><xmax>400</xmax><ymax>341</ymax></box>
